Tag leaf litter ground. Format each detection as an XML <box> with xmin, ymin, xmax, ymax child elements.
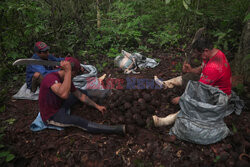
<box><xmin>1</xmin><ymin>50</ymin><xmax>250</xmax><ymax>167</ymax></box>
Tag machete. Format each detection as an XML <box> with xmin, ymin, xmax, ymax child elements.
<box><xmin>13</xmin><ymin>58</ymin><xmax>74</xmax><ymax>68</ymax></box>
<box><xmin>185</xmin><ymin>27</ymin><xmax>206</xmax><ymax>64</ymax></box>
<box><xmin>13</xmin><ymin>59</ymin><xmax>60</xmax><ymax>66</ymax></box>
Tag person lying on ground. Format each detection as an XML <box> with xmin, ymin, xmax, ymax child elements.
<box><xmin>39</xmin><ymin>57</ymin><xmax>125</xmax><ymax>134</ymax></box>
<box><xmin>26</xmin><ymin>41</ymin><xmax>64</xmax><ymax>92</ymax></box>
<box><xmin>153</xmin><ymin>38</ymin><xmax>232</xmax><ymax>127</ymax></box>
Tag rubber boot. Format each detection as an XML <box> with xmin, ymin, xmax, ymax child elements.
<box><xmin>87</xmin><ymin>122</ymin><xmax>126</xmax><ymax>135</ymax></box>
<box><xmin>152</xmin><ymin>111</ymin><xmax>180</xmax><ymax>127</ymax></box>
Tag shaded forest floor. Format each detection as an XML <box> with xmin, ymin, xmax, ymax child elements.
<box><xmin>1</xmin><ymin>50</ymin><xmax>250</xmax><ymax>167</ymax></box>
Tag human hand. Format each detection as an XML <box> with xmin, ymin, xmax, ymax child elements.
<box><xmin>182</xmin><ymin>61</ymin><xmax>192</xmax><ymax>73</ymax></box>
<box><xmin>60</xmin><ymin>61</ymin><xmax>72</xmax><ymax>73</ymax></box>
<box><xmin>97</xmin><ymin>105</ymin><xmax>107</xmax><ymax>115</ymax></box>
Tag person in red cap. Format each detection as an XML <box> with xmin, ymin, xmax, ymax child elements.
<box><xmin>39</xmin><ymin>57</ymin><xmax>125</xmax><ymax>135</ymax></box>
<box><xmin>26</xmin><ymin>41</ymin><xmax>64</xmax><ymax>92</ymax></box>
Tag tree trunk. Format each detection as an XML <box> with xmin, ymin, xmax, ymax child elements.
<box><xmin>232</xmin><ymin>6</ymin><xmax>250</xmax><ymax>83</ymax></box>
<box><xmin>96</xmin><ymin>0</ymin><xmax>101</xmax><ymax>29</ymax></box>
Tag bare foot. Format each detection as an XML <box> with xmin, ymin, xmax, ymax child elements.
<box><xmin>98</xmin><ymin>74</ymin><xmax>107</xmax><ymax>82</ymax></box>
<box><xmin>154</xmin><ymin>76</ymin><xmax>164</xmax><ymax>88</ymax></box>
<box><xmin>152</xmin><ymin>115</ymin><xmax>160</xmax><ymax>127</ymax></box>
<box><xmin>171</xmin><ymin>96</ymin><xmax>180</xmax><ymax>105</ymax></box>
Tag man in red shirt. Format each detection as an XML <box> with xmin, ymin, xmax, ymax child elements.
<box><xmin>153</xmin><ymin>38</ymin><xmax>232</xmax><ymax>127</ymax></box>
<box><xmin>39</xmin><ymin>57</ymin><xmax>125</xmax><ymax>134</ymax></box>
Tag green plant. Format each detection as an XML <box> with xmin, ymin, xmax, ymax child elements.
<box><xmin>96</xmin><ymin>64</ymin><xmax>103</xmax><ymax>73</ymax></box>
<box><xmin>193</xmin><ymin>58</ymin><xmax>200</xmax><ymax>65</ymax></box>
<box><xmin>232</xmin><ymin>123</ymin><xmax>237</xmax><ymax>133</ymax></box>
<box><xmin>107</xmin><ymin>48</ymin><xmax>119</xmax><ymax>58</ymax></box>
<box><xmin>0</xmin><ymin>151</ymin><xmax>15</xmax><ymax>162</ymax></box>
<box><xmin>138</xmin><ymin>45</ymin><xmax>151</xmax><ymax>53</ymax></box>
<box><xmin>243</xmin><ymin>13</ymin><xmax>250</xmax><ymax>22</ymax></box>
<box><xmin>212</xmin><ymin>29</ymin><xmax>233</xmax><ymax>51</ymax></box>
<box><xmin>0</xmin><ymin>89</ymin><xmax>8</xmax><ymax>104</ymax></box>
<box><xmin>147</xmin><ymin>23</ymin><xmax>182</xmax><ymax>49</ymax></box>
<box><xmin>5</xmin><ymin>118</ymin><xmax>16</xmax><ymax>125</ymax></box>
<box><xmin>234</xmin><ymin>83</ymin><xmax>245</xmax><ymax>96</ymax></box>
<box><xmin>0</xmin><ymin>128</ymin><xmax>15</xmax><ymax>162</ymax></box>
<box><xmin>174</xmin><ymin>62</ymin><xmax>182</xmax><ymax>72</ymax></box>
<box><xmin>213</xmin><ymin>155</ymin><xmax>221</xmax><ymax>163</ymax></box>
<box><xmin>0</xmin><ymin>105</ymin><xmax>5</xmax><ymax>113</ymax></box>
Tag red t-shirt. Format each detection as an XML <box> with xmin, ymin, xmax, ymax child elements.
<box><xmin>39</xmin><ymin>72</ymin><xmax>76</xmax><ymax>122</ymax></box>
<box><xmin>199</xmin><ymin>50</ymin><xmax>232</xmax><ymax>95</ymax></box>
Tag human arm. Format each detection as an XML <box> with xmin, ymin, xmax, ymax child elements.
<box><xmin>73</xmin><ymin>89</ymin><xmax>106</xmax><ymax>114</ymax></box>
<box><xmin>50</xmin><ymin>61</ymin><xmax>72</xmax><ymax>99</ymax></box>
<box><xmin>48</xmin><ymin>54</ymin><xmax>65</xmax><ymax>62</ymax></box>
<box><xmin>29</xmin><ymin>65</ymin><xmax>60</xmax><ymax>77</ymax></box>
<box><xmin>182</xmin><ymin>61</ymin><xmax>202</xmax><ymax>75</ymax></box>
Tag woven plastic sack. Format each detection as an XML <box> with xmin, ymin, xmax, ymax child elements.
<box><xmin>170</xmin><ymin>81</ymin><xmax>244</xmax><ymax>145</ymax></box>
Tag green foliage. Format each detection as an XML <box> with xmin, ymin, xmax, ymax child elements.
<box><xmin>0</xmin><ymin>0</ymin><xmax>249</xmax><ymax>75</ymax></box>
<box><xmin>174</xmin><ymin>62</ymin><xmax>183</xmax><ymax>72</ymax></box>
<box><xmin>148</xmin><ymin>23</ymin><xmax>182</xmax><ymax>49</ymax></box>
<box><xmin>0</xmin><ymin>126</ymin><xmax>15</xmax><ymax>163</ymax></box>
<box><xmin>0</xmin><ymin>89</ymin><xmax>8</xmax><ymax>104</ymax></box>
<box><xmin>0</xmin><ymin>151</ymin><xmax>15</xmax><ymax>162</ymax></box>
<box><xmin>243</xmin><ymin>13</ymin><xmax>250</xmax><ymax>22</ymax></box>
<box><xmin>138</xmin><ymin>45</ymin><xmax>151</xmax><ymax>53</ymax></box>
<box><xmin>232</xmin><ymin>123</ymin><xmax>238</xmax><ymax>133</ymax></box>
<box><xmin>0</xmin><ymin>67</ymin><xmax>10</xmax><ymax>82</ymax></box>
<box><xmin>5</xmin><ymin>118</ymin><xmax>16</xmax><ymax>125</ymax></box>
<box><xmin>1</xmin><ymin>0</ymin><xmax>47</xmax><ymax>57</ymax></box>
<box><xmin>0</xmin><ymin>105</ymin><xmax>6</xmax><ymax>113</ymax></box>
<box><xmin>234</xmin><ymin>83</ymin><xmax>245</xmax><ymax>96</ymax></box>
<box><xmin>96</xmin><ymin>64</ymin><xmax>103</xmax><ymax>73</ymax></box>
<box><xmin>193</xmin><ymin>58</ymin><xmax>200</xmax><ymax>65</ymax></box>
<box><xmin>213</xmin><ymin>155</ymin><xmax>221</xmax><ymax>163</ymax></box>
<box><xmin>107</xmin><ymin>48</ymin><xmax>119</xmax><ymax>58</ymax></box>
<box><xmin>89</xmin><ymin>1</ymin><xmax>142</xmax><ymax>53</ymax></box>
<box><xmin>0</xmin><ymin>134</ymin><xmax>4</xmax><ymax>140</ymax></box>
<box><xmin>203</xmin><ymin>1</ymin><xmax>248</xmax><ymax>52</ymax></box>
<box><xmin>212</xmin><ymin>29</ymin><xmax>233</xmax><ymax>51</ymax></box>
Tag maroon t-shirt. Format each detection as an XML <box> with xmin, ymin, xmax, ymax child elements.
<box><xmin>39</xmin><ymin>72</ymin><xmax>76</xmax><ymax>122</ymax></box>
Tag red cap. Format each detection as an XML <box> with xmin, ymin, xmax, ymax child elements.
<box><xmin>34</xmin><ymin>41</ymin><xmax>50</xmax><ymax>52</ymax></box>
<box><xmin>65</xmin><ymin>57</ymin><xmax>81</xmax><ymax>72</ymax></box>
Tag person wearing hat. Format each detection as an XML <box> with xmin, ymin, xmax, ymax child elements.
<box><xmin>26</xmin><ymin>41</ymin><xmax>64</xmax><ymax>92</ymax></box>
<box><xmin>39</xmin><ymin>57</ymin><xmax>125</xmax><ymax>134</ymax></box>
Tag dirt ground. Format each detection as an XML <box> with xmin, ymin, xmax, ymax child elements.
<box><xmin>1</xmin><ymin>50</ymin><xmax>250</xmax><ymax>167</ymax></box>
